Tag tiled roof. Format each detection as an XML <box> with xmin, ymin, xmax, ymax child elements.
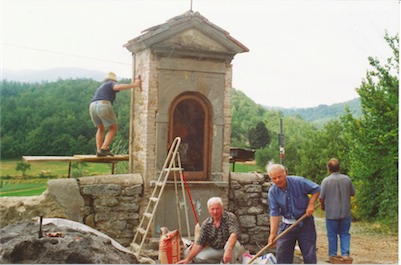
<box><xmin>124</xmin><ymin>10</ymin><xmax>249</xmax><ymax>55</ymax></box>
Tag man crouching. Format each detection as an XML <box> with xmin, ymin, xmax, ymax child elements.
<box><xmin>177</xmin><ymin>197</ymin><xmax>243</xmax><ymax>264</ymax></box>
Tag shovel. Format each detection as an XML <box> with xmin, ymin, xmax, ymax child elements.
<box><xmin>247</xmin><ymin>203</ymin><xmax>321</xmax><ymax>264</ymax></box>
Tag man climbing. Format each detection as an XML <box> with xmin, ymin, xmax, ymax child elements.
<box><xmin>89</xmin><ymin>72</ymin><xmax>141</xmax><ymax>156</ymax></box>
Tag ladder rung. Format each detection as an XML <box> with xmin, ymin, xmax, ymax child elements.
<box><xmin>144</xmin><ymin>213</ymin><xmax>152</xmax><ymax>219</ymax></box>
<box><xmin>155</xmin><ymin>181</ymin><xmax>164</xmax><ymax>187</ymax></box>
<box><xmin>137</xmin><ymin>227</ymin><xmax>146</xmax><ymax>234</ymax></box>
<box><xmin>163</xmin><ymin>167</ymin><xmax>183</xmax><ymax>171</ymax></box>
<box><xmin>150</xmin><ymin>197</ymin><xmax>158</xmax><ymax>202</ymax></box>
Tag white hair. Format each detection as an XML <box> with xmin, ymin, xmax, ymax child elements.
<box><xmin>207</xmin><ymin>197</ymin><xmax>224</xmax><ymax>208</ymax></box>
<box><xmin>266</xmin><ymin>163</ymin><xmax>286</xmax><ymax>176</ymax></box>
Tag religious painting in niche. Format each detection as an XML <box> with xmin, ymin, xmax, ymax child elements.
<box><xmin>173</xmin><ymin>98</ymin><xmax>204</xmax><ymax>172</ymax></box>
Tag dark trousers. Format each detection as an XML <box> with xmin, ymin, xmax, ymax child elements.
<box><xmin>276</xmin><ymin>216</ymin><xmax>317</xmax><ymax>264</ymax></box>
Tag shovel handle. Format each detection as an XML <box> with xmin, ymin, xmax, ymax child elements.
<box><xmin>182</xmin><ymin>171</ymin><xmax>199</xmax><ymax>224</ymax></box>
<box><xmin>247</xmin><ymin>202</ymin><xmax>321</xmax><ymax>264</ymax></box>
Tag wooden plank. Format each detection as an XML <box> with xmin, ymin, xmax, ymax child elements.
<box><xmin>73</xmin><ymin>155</ymin><xmax>129</xmax><ymax>162</ymax></box>
<box><xmin>23</xmin><ymin>156</ymin><xmax>80</xmax><ymax>162</ymax></box>
<box><xmin>23</xmin><ymin>155</ymin><xmax>129</xmax><ymax>163</ymax></box>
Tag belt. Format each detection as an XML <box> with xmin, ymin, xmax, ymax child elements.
<box><xmin>282</xmin><ymin>217</ymin><xmax>297</xmax><ymax>224</ymax></box>
<box><xmin>92</xmin><ymin>100</ymin><xmax>110</xmax><ymax>104</ymax></box>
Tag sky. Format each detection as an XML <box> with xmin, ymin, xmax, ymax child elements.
<box><xmin>1</xmin><ymin>0</ymin><xmax>399</xmax><ymax>108</ymax></box>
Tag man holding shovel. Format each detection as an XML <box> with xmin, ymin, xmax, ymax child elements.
<box><xmin>267</xmin><ymin>164</ymin><xmax>320</xmax><ymax>264</ymax></box>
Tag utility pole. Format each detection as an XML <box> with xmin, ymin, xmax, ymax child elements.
<box><xmin>278</xmin><ymin>118</ymin><xmax>285</xmax><ymax>165</ymax></box>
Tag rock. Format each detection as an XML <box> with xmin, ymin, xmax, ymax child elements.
<box><xmin>0</xmin><ymin>220</ymin><xmax>142</xmax><ymax>264</ymax></box>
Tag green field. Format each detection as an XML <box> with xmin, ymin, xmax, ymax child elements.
<box><xmin>230</xmin><ymin>162</ymin><xmax>259</xmax><ymax>172</ymax></box>
<box><xmin>0</xmin><ymin>182</ymin><xmax>48</xmax><ymax>196</ymax></box>
<box><xmin>0</xmin><ymin>159</ymin><xmax>128</xmax><ymax>197</ymax></box>
<box><xmin>1</xmin><ymin>159</ymin><xmax>120</xmax><ymax>177</ymax></box>
<box><xmin>1</xmin><ymin>159</ymin><xmax>258</xmax><ymax>197</ymax></box>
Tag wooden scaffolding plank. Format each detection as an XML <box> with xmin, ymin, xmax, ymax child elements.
<box><xmin>73</xmin><ymin>155</ymin><xmax>129</xmax><ymax>162</ymax></box>
<box><xmin>23</xmin><ymin>156</ymin><xmax>80</xmax><ymax>162</ymax></box>
<box><xmin>22</xmin><ymin>155</ymin><xmax>129</xmax><ymax>177</ymax></box>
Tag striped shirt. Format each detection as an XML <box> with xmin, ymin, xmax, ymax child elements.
<box><xmin>196</xmin><ymin>211</ymin><xmax>240</xmax><ymax>249</ymax></box>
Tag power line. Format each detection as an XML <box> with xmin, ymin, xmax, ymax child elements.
<box><xmin>2</xmin><ymin>42</ymin><xmax>131</xmax><ymax>66</ymax></box>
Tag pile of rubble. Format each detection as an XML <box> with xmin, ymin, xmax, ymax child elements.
<box><xmin>0</xmin><ymin>218</ymin><xmax>150</xmax><ymax>264</ymax></box>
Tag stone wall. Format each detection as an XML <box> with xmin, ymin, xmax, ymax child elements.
<box><xmin>0</xmin><ymin>174</ymin><xmax>143</xmax><ymax>247</ymax></box>
<box><xmin>229</xmin><ymin>172</ymin><xmax>272</xmax><ymax>253</ymax></box>
<box><xmin>78</xmin><ymin>174</ymin><xmax>143</xmax><ymax>246</ymax></box>
<box><xmin>0</xmin><ymin>173</ymin><xmax>271</xmax><ymax>251</ymax></box>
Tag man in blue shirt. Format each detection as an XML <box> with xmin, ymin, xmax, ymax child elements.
<box><xmin>267</xmin><ymin>164</ymin><xmax>320</xmax><ymax>264</ymax></box>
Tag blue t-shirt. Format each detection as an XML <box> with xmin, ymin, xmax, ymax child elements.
<box><xmin>268</xmin><ymin>176</ymin><xmax>320</xmax><ymax>220</ymax></box>
<box><xmin>91</xmin><ymin>81</ymin><xmax>118</xmax><ymax>103</ymax></box>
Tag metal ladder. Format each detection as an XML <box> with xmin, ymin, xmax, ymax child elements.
<box><xmin>130</xmin><ymin>136</ymin><xmax>191</xmax><ymax>257</ymax></box>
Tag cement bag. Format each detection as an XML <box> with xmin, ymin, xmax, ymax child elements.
<box><xmin>242</xmin><ymin>252</ymin><xmax>277</xmax><ymax>264</ymax></box>
<box><xmin>158</xmin><ymin>228</ymin><xmax>184</xmax><ymax>264</ymax></box>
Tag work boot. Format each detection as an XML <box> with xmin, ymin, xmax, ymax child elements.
<box><xmin>97</xmin><ymin>148</ymin><xmax>114</xmax><ymax>157</ymax></box>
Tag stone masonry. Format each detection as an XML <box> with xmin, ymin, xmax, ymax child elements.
<box><xmin>0</xmin><ymin>172</ymin><xmax>272</xmax><ymax>252</ymax></box>
<box><xmin>229</xmin><ymin>172</ymin><xmax>272</xmax><ymax>253</ymax></box>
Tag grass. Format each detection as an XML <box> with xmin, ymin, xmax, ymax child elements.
<box><xmin>0</xmin><ymin>182</ymin><xmax>48</xmax><ymax>196</ymax></box>
<box><xmin>230</xmin><ymin>161</ymin><xmax>260</xmax><ymax>172</ymax></box>
<box><xmin>1</xmin><ymin>159</ymin><xmax>117</xmax><ymax>177</ymax></box>
<box><xmin>1</xmin><ymin>160</ymin><xmax>257</xmax><ymax>197</ymax></box>
<box><xmin>0</xmin><ymin>159</ymin><xmax>128</xmax><ymax>197</ymax></box>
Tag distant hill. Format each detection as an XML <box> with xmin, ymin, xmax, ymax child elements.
<box><xmin>2</xmin><ymin>67</ymin><xmax>361</xmax><ymax>125</ymax></box>
<box><xmin>266</xmin><ymin>98</ymin><xmax>362</xmax><ymax>125</ymax></box>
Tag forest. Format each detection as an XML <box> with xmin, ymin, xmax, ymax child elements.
<box><xmin>1</xmin><ymin>34</ymin><xmax>398</xmax><ymax>228</ymax></box>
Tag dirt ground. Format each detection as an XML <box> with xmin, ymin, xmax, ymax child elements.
<box><xmin>0</xmin><ymin>217</ymin><xmax>398</xmax><ymax>264</ymax></box>
<box><xmin>314</xmin><ymin>217</ymin><xmax>398</xmax><ymax>264</ymax></box>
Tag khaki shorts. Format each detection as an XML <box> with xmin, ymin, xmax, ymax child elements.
<box><xmin>89</xmin><ymin>100</ymin><xmax>117</xmax><ymax>128</ymax></box>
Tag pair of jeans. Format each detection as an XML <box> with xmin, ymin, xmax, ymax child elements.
<box><xmin>325</xmin><ymin>216</ymin><xmax>351</xmax><ymax>256</ymax></box>
<box><xmin>276</xmin><ymin>216</ymin><xmax>317</xmax><ymax>264</ymax></box>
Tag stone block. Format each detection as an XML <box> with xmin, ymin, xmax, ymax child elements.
<box><xmin>239</xmin><ymin>215</ymin><xmax>256</xmax><ymax>228</ymax></box>
<box><xmin>123</xmin><ymin>185</ymin><xmax>142</xmax><ymax>196</ymax></box>
<box><xmin>244</xmin><ymin>184</ymin><xmax>262</xmax><ymax>193</ymax></box>
<box><xmin>248</xmin><ymin>206</ymin><xmax>264</xmax><ymax>215</ymax></box>
<box><xmin>95</xmin><ymin>198</ymin><xmax>119</xmax><ymax>207</ymax></box>
<box><xmin>82</xmin><ymin>184</ymin><xmax>121</xmax><ymax>197</ymax></box>
<box><xmin>257</xmin><ymin>214</ymin><xmax>270</xmax><ymax>226</ymax></box>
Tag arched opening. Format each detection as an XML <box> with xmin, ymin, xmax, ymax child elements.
<box><xmin>169</xmin><ymin>92</ymin><xmax>211</xmax><ymax>180</ymax></box>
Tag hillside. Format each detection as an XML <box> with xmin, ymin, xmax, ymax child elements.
<box><xmin>2</xmin><ymin>68</ymin><xmax>361</xmax><ymax>125</ymax></box>
<box><xmin>266</xmin><ymin>98</ymin><xmax>361</xmax><ymax>125</ymax></box>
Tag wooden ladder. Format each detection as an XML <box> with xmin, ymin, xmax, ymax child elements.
<box><xmin>130</xmin><ymin>136</ymin><xmax>191</xmax><ymax>257</ymax></box>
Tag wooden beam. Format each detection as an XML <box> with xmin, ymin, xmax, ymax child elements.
<box><xmin>73</xmin><ymin>155</ymin><xmax>129</xmax><ymax>162</ymax></box>
<box><xmin>23</xmin><ymin>156</ymin><xmax>79</xmax><ymax>162</ymax></box>
<box><xmin>22</xmin><ymin>155</ymin><xmax>129</xmax><ymax>178</ymax></box>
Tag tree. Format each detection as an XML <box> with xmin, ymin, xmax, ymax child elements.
<box><xmin>230</xmin><ymin>89</ymin><xmax>267</xmax><ymax>147</ymax></box>
<box><xmin>342</xmin><ymin>33</ymin><xmax>398</xmax><ymax>227</ymax></box>
<box><xmin>296</xmin><ymin>119</ymin><xmax>350</xmax><ymax>184</ymax></box>
<box><xmin>255</xmin><ymin>115</ymin><xmax>316</xmax><ymax>173</ymax></box>
<box><xmin>248</xmin><ymin>121</ymin><xmax>270</xmax><ymax>149</ymax></box>
<box><xmin>16</xmin><ymin>161</ymin><xmax>31</xmax><ymax>177</ymax></box>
